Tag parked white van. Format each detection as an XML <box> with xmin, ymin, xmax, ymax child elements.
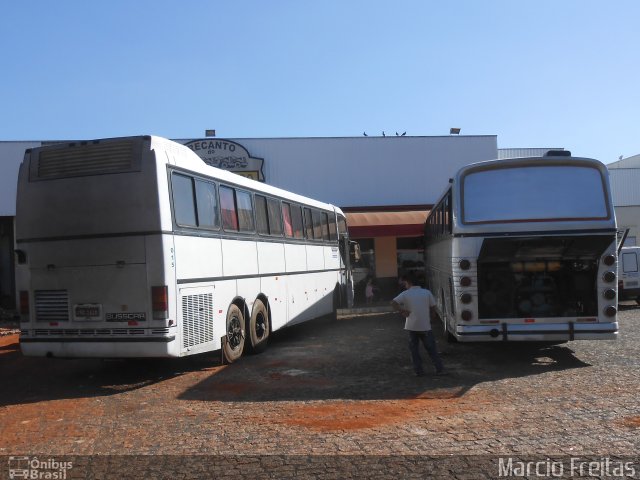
<box><xmin>619</xmin><ymin>246</ymin><xmax>640</xmax><ymax>304</ymax></box>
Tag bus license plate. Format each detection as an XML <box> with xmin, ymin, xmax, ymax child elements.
<box><xmin>74</xmin><ymin>304</ymin><xmax>103</xmax><ymax>321</ymax></box>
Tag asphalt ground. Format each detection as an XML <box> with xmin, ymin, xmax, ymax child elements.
<box><xmin>0</xmin><ymin>304</ymin><xmax>639</xmax><ymax>479</ymax></box>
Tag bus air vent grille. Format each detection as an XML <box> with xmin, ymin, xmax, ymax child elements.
<box><xmin>34</xmin><ymin>290</ymin><xmax>69</xmax><ymax>322</ymax></box>
<box><xmin>36</xmin><ymin>141</ymin><xmax>135</xmax><ymax>179</ymax></box>
<box><xmin>182</xmin><ymin>293</ymin><xmax>214</xmax><ymax>348</ymax></box>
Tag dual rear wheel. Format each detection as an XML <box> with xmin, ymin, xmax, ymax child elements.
<box><xmin>222</xmin><ymin>299</ymin><xmax>270</xmax><ymax>363</ymax></box>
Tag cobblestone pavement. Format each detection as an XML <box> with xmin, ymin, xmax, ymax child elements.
<box><xmin>1</xmin><ymin>305</ymin><xmax>639</xmax><ymax>478</ymax></box>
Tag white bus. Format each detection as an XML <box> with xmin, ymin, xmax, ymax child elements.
<box><xmin>16</xmin><ymin>135</ymin><xmax>355</xmax><ymax>360</ymax></box>
<box><xmin>424</xmin><ymin>152</ymin><xmax>619</xmax><ymax>342</ymax></box>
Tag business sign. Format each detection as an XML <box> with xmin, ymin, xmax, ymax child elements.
<box><xmin>182</xmin><ymin>139</ymin><xmax>265</xmax><ymax>181</ymax></box>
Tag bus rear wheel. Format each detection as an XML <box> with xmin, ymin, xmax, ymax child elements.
<box><xmin>223</xmin><ymin>304</ymin><xmax>245</xmax><ymax>363</ymax></box>
<box><xmin>247</xmin><ymin>299</ymin><xmax>270</xmax><ymax>354</ymax></box>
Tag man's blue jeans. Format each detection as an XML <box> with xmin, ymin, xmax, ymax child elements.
<box><xmin>408</xmin><ymin>330</ymin><xmax>444</xmax><ymax>374</ymax></box>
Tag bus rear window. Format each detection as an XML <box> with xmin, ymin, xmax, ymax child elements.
<box><xmin>462</xmin><ymin>165</ymin><xmax>609</xmax><ymax>224</ymax></box>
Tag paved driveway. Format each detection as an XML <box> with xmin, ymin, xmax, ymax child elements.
<box><xmin>1</xmin><ymin>305</ymin><xmax>639</xmax><ymax>478</ymax></box>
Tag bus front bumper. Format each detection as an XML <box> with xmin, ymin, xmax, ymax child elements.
<box><xmin>455</xmin><ymin>321</ymin><xmax>618</xmax><ymax>342</ymax></box>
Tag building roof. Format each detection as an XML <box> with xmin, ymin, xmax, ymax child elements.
<box><xmin>607</xmin><ymin>154</ymin><xmax>640</xmax><ymax>169</ymax></box>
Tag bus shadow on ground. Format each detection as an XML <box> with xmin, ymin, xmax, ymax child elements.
<box><xmin>177</xmin><ymin>313</ymin><xmax>592</xmax><ymax>403</ymax></box>
<box><xmin>0</xmin><ymin>335</ymin><xmax>214</xmax><ymax>408</ymax></box>
<box><xmin>0</xmin><ymin>313</ymin><xmax>591</xmax><ymax>407</ymax></box>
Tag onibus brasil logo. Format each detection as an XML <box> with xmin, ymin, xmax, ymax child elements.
<box><xmin>8</xmin><ymin>457</ymin><xmax>73</xmax><ymax>479</ymax></box>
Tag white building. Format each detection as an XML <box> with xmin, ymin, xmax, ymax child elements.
<box><xmin>608</xmin><ymin>154</ymin><xmax>640</xmax><ymax>247</ymax></box>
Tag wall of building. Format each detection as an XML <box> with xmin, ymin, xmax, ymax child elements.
<box><xmin>615</xmin><ymin>206</ymin><xmax>639</xmax><ymax>246</ymax></box>
<box><xmin>226</xmin><ymin>135</ymin><xmax>497</xmax><ymax>207</ymax></box>
<box><xmin>609</xmin><ymin>167</ymin><xmax>640</xmax><ymax>247</ymax></box>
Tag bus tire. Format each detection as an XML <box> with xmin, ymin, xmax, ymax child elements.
<box><xmin>223</xmin><ymin>304</ymin><xmax>245</xmax><ymax>363</ymax></box>
<box><xmin>247</xmin><ymin>299</ymin><xmax>270</xmax><ymax>354</ymax></box>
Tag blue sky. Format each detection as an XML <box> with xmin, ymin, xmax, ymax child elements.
<box><xmin>1</xmin><ymin>0</ymin><xmax>638</xmax><ymax>163</ymax></box>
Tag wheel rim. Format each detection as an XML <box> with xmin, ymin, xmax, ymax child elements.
<box><xmin>255</xmin><ymin>311</ymin><xmax>267</xmax><ymax>340</ymax></box>
<box><xmin>227</xmin><ymin>315</ymin><xmax>243</xmax><ymax>350</ymax></box>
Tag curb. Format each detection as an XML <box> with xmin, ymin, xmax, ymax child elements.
<box><xmin>337</xmin><ymin>306</ymin><xmax>394</xmax><ymax>316</ymax></box>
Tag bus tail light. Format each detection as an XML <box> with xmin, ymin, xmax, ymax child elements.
<box><xmin>19</xmin><ymin>291</ymin><xmax>29</xmax><ymax>315</ymax></box>
<box><xmin>152</xmin><ymin>286</ymin><xmax>169</xmax><ymax>320</ymax></box>
<box><xmin>604</xmin><ymin>305</ymin><xmax>617</xmax><ymax>317</ymax></box>
<box><xmin>603</xmin><ymin>254</ymin><xmax>615</xmax><ymax>266</ymax></box>
<box><xmin>602</xmin><ymin>271</ymin><xmax>616</xmax><ymax>283</ymax></box>
<box><xmin>460</xmin><ymin>293</ymin><xmax>472</xmax><ymax>304</ymax></box>
<box><xmin>460</xmin><ymin>276</ymin><xmax>472</xmax><ymax>287</ymax></box>
<box><xmin>461</xmin><ymin>310</ymin><xmax>473</xmax><ymax>321</ymax></box>
<box><xmin>603</xmin><ymin>289</ymin><xmax>616</xmax><ymax>300</ymax></box>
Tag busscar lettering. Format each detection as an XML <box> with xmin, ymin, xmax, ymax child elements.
<box><xmin>105</xmin><ymin>312</ymin><xmax>146</xmax><ymax>321</ymax></box>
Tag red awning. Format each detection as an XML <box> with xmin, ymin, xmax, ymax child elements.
<box><xmin>346</xmin><ymin>211</ymin><xmax>429</xmax><ymax>238</ymax></box>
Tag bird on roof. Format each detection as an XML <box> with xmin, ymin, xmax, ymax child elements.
<box><xmin>401</xmin><ymin>132</ymin><xmax>406</xmax><ymax>136</ymax></box>
<box><xmin>396</xmin><ymin>132</ymin><xmax>399</xmax><ymax>136</ymax></box>
<box><xmin>382</xmin><ymin>131</ymin><xmax>386</xmax><ymax>136</ymax></box>
<box><xmin>363</xmin><ymin>132</ymin><xmax>368</xmax><ymax>136</ymax></box>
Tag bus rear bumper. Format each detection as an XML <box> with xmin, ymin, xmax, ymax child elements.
<box><xmin>19</xmin><ymin>335</ymin><xmax>178</xmax><ymax>358</ymax></box>
<box><xmin>455</xmin><ymin>321</ymin><xmax>618</xmax><ymax>342</ymax></box>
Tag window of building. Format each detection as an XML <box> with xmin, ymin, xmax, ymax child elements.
<box><xmin>397</xmin><ymin>236</ymin><xmax>425</xmax><ymax>285</ymax></box>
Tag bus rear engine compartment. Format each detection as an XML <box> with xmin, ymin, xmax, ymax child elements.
<box><xmin>476</xmin><ymin>236</ymin><xmax>613</xmax><ymax>319</ymax></box>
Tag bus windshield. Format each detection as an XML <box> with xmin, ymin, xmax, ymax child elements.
<box><xmin>461</xmin><ymin>165</ymin><xmax>609</xmax><ymax>224</ymax></box>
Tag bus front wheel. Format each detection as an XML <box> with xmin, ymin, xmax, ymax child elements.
<box><xmin>223</xmin><ymin>304</ymin><xmax>245</xmax><ymax>363</ymax></box>
<box><xmin>247</xmin><ymin>299</ymin><xmax>270</xmax><ymax>354</ymax></box>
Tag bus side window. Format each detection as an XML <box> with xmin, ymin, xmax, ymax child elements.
<box><xmin>321</xmin><ymin>212</ymin><xmax>330</xmax><ymax>240</ymax></box>
<box><xmin>312</xmin><ymin>210</ymin><xmax>323</xmax><ymax>240</ymax></box>
<box><xmin>282</xmin><ymin>202</ymin><xmax>294</xmax><ymax>238</ymax></box>
<box><xmin>329</xmin><ymin>214</ymin><xmax>338</xmax><ymax>241</ymax></box>
<box><xmin>220</xmin><ymin>186</ymin><xmax>238</xmax><ymax>231</ymax></box>
<box><xmin>267</xmin><ymin>198</ymin><xmax>283</xmax><ymax>236</ymax></box>
<box><xmin>194</xmin><ymin>180</ymin><xmax>219</xmax><ymax>229</ymax></box>
<box><xmin>446</xmin><ymin>190</ymin><xmax>453</xmax><ymax>234</ymax></box>
<box><xmin>291</xmin><ymin>205</ymin><xmax>304</xmax><ymax>238</ymax></box>
<box><xmin>171</xmin><ymin>173</ymin><xmax>197</xmax><ymax>227</ymax></box>
<box><xmin>337</xmin><ymin>215</ymin><xmax>347</xmax><ymax>236</ymax></box>
<box><xmin>236</xmin><ymin>189</ymin><xmax>254</xmax><ymax>232</ymax></box>
<box><xmin>304</xmin><ymin>208</ymin><xmax>314</xmax><ymax>239</ymax></box>
<box><xmin>255</xmin><ymin>195</ymin><xmax>269</xmax><ymax>235</ymax></box>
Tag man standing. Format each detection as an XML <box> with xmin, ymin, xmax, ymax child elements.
<box><xmin>391</xmin><ymin>273</ymin><xmax>445</xmax><ymax>377</ymax></box>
